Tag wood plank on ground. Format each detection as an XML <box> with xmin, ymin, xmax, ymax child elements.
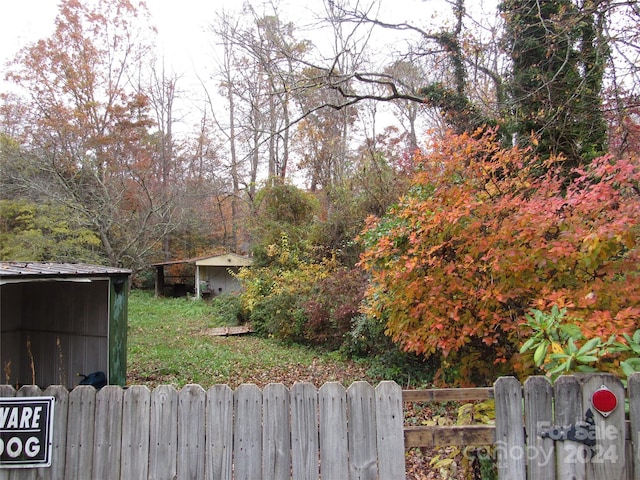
<box><xmin>207</xmin><ymin>325</ymin><xmax>254</xmax><ymax>336</ymax></box>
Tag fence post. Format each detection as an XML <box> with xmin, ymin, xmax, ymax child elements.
<box><xmin>495</xmin><ymin>376</ymin><xmax>526</xmax><ymax>480</ymax></box>
<box><xmin>629</xmin><ymin>373</ymin><xmax>640</xmax><ymax>480</ymax></box>
<box><xmin>524</xmin><ymin>376</ymin><xmax>555</xmax><ymax>480</ymax></box>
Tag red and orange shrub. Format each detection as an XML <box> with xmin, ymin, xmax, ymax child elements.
<box><xmin>359</xmin><ymin>129</ymin><xmax>640</xmax><ymax>384</ymax></box>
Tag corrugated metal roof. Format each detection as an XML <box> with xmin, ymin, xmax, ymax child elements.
<box><xmin>0</xmin><ymin>262</ymin><xmax>131</xmax><ymax>278</ymax></box>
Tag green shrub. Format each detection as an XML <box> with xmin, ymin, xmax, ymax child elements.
<box><xmin>342</xmin><ymin>314</ymin><xmax>437</xmax><ymax>386</ymax></box>
<box><xmin>210</xmin><ymin>293</ymin><xmax>249</xmax><ymax>327</ymax></box>
<box><xmin>248</xmin><ymin>292</ymin><xmax>307</xmax><ymax>341</ymax></box>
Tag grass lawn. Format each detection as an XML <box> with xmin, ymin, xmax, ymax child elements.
<box><xmin>126</xmin><ymin>290</ymin><xmax>471</xmax><ymax>479</ymax></box>
<box><xmin>126</xmin><ymin>289</ymin><xmax>375</xmax><ymax>389</ymax></box>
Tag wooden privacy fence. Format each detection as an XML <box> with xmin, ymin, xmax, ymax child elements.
<box><xmin>1</xmin><ymin>373</ymin><xmax>638</xmax><ymax>479</ymax></box>
<box><xmin>0</xmin><ymin>381</ymin><xmax>406</xmax><ymax>480</ymax></box>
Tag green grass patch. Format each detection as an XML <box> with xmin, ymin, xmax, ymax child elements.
<box><xmin>127</xmin><ymin>290</ymin><xmax>373</xmax><ymax>388</ymax></box>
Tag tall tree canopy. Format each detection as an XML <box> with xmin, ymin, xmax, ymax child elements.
<box><xmin>500</xmin><ymin>0</ymin><xmax>608</xmax><ymax>168</ymax></box>
<box><xmin>3</xmin><ymin>0</ymin><xmax>170</xmax><ymax>269</ymax></box>
<box><xmin>312</xmin><ymin>0</ymin><xmax>639</xmax><ymax>162</ymax></box>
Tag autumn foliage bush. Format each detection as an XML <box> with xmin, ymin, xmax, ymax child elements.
<box><xmin>359</xmin><ymin>129</ymin><xmax>640</xmax><ymax>384</ymax></box>
<box><xmin>302</xmin><ymin>267</ymin><xmax>367</xmax><ymax>348</ymax></box>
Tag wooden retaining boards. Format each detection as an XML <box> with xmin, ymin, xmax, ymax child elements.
<box><xmin>403</xmin><ymin>382</ymin><xmax>635</xmax><ymax>452</ymax></box>
<box><xmin>402</xmin><ymin>386</ymin><xmax>494</xmax><ymax>402</ymax></box>
<box><xmin>403</xmin><ymin>387</ymin><xmax>496</xmax><ymax>447</ymax></box>
<box><xmin>405</xmin><ymin>424</ymin><xmax>496</xmax><ymax>448</ymax></box>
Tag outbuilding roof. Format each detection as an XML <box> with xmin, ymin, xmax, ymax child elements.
<box><xmin>152</xmin><ymin>252</ymin><xmax>252</xmax><ymax>268</ymax></box>
<box><xmin>195</xmin><ymin>253</ymin><xmax>253</xmax><ymax>267</ymax></box>
<box><xmin>0</xmin><ymin>262</ymin><xmax>131</xmax><ymax>278</ymax></box>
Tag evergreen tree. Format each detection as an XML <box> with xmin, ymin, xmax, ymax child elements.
<box><xmin>500</xmin><ymin>0</ymin><xmax>608</xmax><ymax>169</ymax></box>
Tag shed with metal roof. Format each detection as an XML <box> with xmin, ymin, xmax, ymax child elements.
<box><xmin>152</xmin><ymin>253</ymin><xmax>252</xmax><ymax>299</ymax></box>
<box><xmin>195</xmin><ymin>253</ymin><xmax>252</xmax><ymax>299</ymax></box>
<box><xmin>0</xmin><ymin>262</ymin><xmax>131</xmax><ymax>389</ymax></box>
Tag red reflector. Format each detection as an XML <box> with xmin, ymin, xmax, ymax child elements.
<box><xmin>591</xmin><ymin>386</ymin><xmax>617</xmax><ymax>417</ymax></box>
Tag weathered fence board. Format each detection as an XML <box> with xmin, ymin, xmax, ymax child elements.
<box><xmin>554</xmin><ymin>375</ymin><xmax>586</xmax><ymax>480</ymax></box>
<box><xmin>65</xmin><ymin>385</ymin><xmax>96</xmax><ymax>479</ymax></box>
<box><xmin>404</xmin><ymin>424</ymin><xmax>495</xmax><ymax>447</ymax></box>
<box><xmin>319</xmin><ymin>382</ymin><xmax>348</xmax><ymax>480</ymax></box>
<box><xmin>12</xmin><ymin>386</ymin><xmax>41</xmax><ymax>480</ymax></box>
<box><xmin>582</xmin><ymin>374</ymin><xmax>626</xmax><ymax>480</ymax></box>
<box><xmin>178</xmin><ymin>385</ymin><xmax>206</xmax><ymax>480</ymax></box>
<box><xmin>291</xmin><ymin>382</ymin><xmax>319</xmax><ymax>480</ymax></box>
<box><xmin>234</xmin><ymin>384</ymin><xmax>262</xmax><ymax>480</ymax></box>
<box><xmin>524</xmin><ymin>376</ymin><xmax>555</xmax><ymax>480</ymax></box>
<box><xmin>41</xmin><ymin>385</ymin><xmax>68</xmax><ymax>480</ymax></box>
<box><xmin>93</xmin><ymin>386</ymin><xmax>124</xmax><ymax>480</ymax></box>
<box><xmin>12</xmin><ymin>386</ymin><xmax>36</xmax><ymax>480</ymax></box>
<box><xmin>347</xmin><ymin>381</ymin><xmax>378</xmax><ymax>480</ymax></box>
<box><xmin>205</xmin><ymin>385</ymin><xmax>233</xmax><ymax>480</ymax></box>
<box><xmin>494</xmin><ymin>376</ymin><xmax>527</xmax><ymax>480</ymax></box>
<box><xmin>0</xmin><ymin>386</ymin><xmax>16</xmax><ymax>480</ymax></box>
<box><xmin>120</xmin><ymin>386</ymin><xmax>150</xmax><ymax>480</ymax></box>
<box><xmin>374</xmin><ymin>381</ymin><xmax>406</xmax><ymax>480</ymax></box>
<box><xmin>402</xmin><ymin>387</ymin><xmax>494</xmax><ymax>402</ymax></box>
<box><xmin>629</xmin><ymin>374</ymin><xmax>640</xmax><ymax>480</ymax></box>
<box><xmin>149</xmin><ymin>385</ymin><xmax>178</xmax><ymax>480</ymax></box>
<box><xmin>262</xmin><ymin>383</ymin><xmax>290</xmax><ymax>480</ymax></box>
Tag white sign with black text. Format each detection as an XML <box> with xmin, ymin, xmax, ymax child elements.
<box><xmin>0</xmin><ymin>396</ymin><xmax>55</xmax><ymax>468</ymax></box>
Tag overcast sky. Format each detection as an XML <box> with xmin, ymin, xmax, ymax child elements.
<box><xmin>0</xmin><ymin>0</ymin><xmax>328</xmax><ymax>115</ymax></box>
<box><xmin>1</xmin><ymin>0</ymin><xmax>461</xmax><ymax>73</ymax></box>
<box><xmin>1</xmin><ymin>0</ymin><xmax>241</xmax><ymax>72</ymax></box>
<box><xmin>0</xmin><ymin>0</ymin><xmax>485</xmax><ymax>140</ymax></box>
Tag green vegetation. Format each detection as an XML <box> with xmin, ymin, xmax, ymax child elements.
<box><xmin>520</xmin><ymin>306</ymin><xmax>640</xmax><ymax>383</ymax></box>
<box><xmin>126</xmin><ymin>290</ymin><xmax>375</xmax><ymax>389</ymax></box>
<box><xmin>0</xmin><ymin>199</ymin><xmax>104</xmax><ymax>263</ymax></box>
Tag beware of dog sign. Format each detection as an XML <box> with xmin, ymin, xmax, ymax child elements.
<box><xmin>0</xmin><ymin>396</ymin><xmax>54</xmax><ymax>468</ymax></box>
